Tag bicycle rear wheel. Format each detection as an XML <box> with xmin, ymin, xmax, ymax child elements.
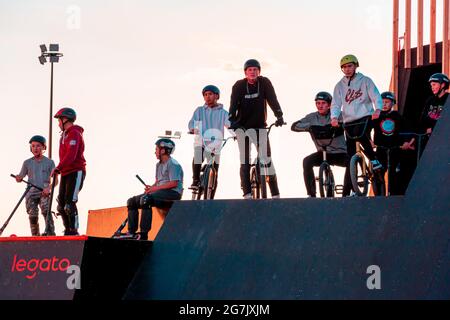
<box><xmin>319</xmin><ymin>163</ymin><xmax>335</xmax><ymax>198</ymax></box>
<box><xmin>350</xmin><ymin>154</ymin><xmax>369</xmax><ymax>196</ymax></box>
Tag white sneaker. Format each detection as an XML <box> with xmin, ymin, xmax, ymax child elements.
<box><xmin>272</xmin><ymin>194</ymin><xmax>281</xmax><ymax>199</ymax></box>
<box><xmin>243</xmin><ymin>193</ymin><xmax>252</xmax><ymax>200</ymax></box>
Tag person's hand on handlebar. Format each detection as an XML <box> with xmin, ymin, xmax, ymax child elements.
<box><xmin>401</xmin><ymin>138</ymin><xmax>415</xmax><ymax>151</ymax></box>
<box><xmin>372</xmin><ymin>109</ymin><xmax>381</xmax><ymax>120</ymax></box>
<box><xmin>275</xmin><ymin>117</ymin><xmax>286</xmax><ymax>127</ymax></box>
<box><xmin>331</xmin><ymin>118</ymin><xmax>339</xmax><ymax>128</ymax></box>
<box><xmin>229</xmin><ymin>122</ymin><xmax>242</xmax><ymax>131</ymax></box>
<box><xmin>15</xmin><ymin>175</ymin><xmax>23</xmax><ymax>183</ymax></box>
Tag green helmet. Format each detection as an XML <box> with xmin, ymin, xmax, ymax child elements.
<box><xmin>244</xmin><ymin>59</ymin><xmax>261</xmax><ymax>71</ymax></box>
<box><xmin>155</xmin><ymin>138</ymin><xmax>175</xmax><ymax>155</ymax></box>
<box><xmin>54</xmin><ymin>107</ymin><xmax>77</xmax><ymax>122</ymax></box>
<box><xmin>381</xmin><ymin>91</ymin><xmax>397</xmax><ymax>104</ymax></box>
<box><xmin>340</xmin><ymin>54</ymin><xmax>359</xmax><ymax>68</ymax></box>
<box><xmin>315</xmin><ymin>92</ymin><xmax>333</xmax><ymax>104</ymax></box>
<box><xmin>429</xmin><ymin>73</ymin><xmax>450</xmax><ymax>89</ymax></box>
<box><xmin>29</xmin><ymin>135</ymin><xmax>46</xmax><ymax>147</ymax></box>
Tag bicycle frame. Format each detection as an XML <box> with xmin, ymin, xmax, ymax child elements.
<box><xmin>192</xmin><ymin>136</ymin><xmax>235</xmax><ymax>200</ymax></box>
<box><xmin>249</xmin><ymin>122</ymin><xmax>285</xmax><ymax>199</ymax></box>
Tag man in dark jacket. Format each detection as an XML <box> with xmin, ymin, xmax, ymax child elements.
<box><xmin>229</xmin><ymin>59</ymin><xmax>285</xmax><ymax>199</ymax></box>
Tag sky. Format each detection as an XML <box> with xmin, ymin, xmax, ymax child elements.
<box><xmin>0</xmin><ymin>0</ymin><xmax>402</xmax><ymax>236</ymax></box>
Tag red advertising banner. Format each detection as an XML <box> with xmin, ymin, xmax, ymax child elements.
<box><xmin>0</xmin><ymin>236</ymin><xmax>87</xmax><ymax>300</ymax></box>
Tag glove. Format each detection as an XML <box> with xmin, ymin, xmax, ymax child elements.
<box><xmin>275</xmin><ymin>117</ymin><xmax>285</xmax><ymax>127</ymax></box>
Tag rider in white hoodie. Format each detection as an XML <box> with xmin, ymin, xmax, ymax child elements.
<box><xmin>331</xmin><ymin>54</ymin><xmax>383</xmax><ymax>171</ymax></box>
<box><xmin>188</xmin><ymin>85</ymin><xmax>230</xmax><ymax>190</ymax></box>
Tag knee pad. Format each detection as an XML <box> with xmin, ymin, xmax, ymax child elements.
<box><xmin>64</xmin><ymin>203</ymin><xmax>77</xmax><ymax>217</ymax></box>
<box><xmin>57</xmin><ymin>204</ymin><xmax>65</xmax><ymax>215</ymax></box>
<box><xmin>139</xmin><ymin>195</ymin><xmax>153</xmax><ymax>208</ymax></box>
<box><xmin>127</xmin><ymin>197</ymin><xmax>138</xmax><ymax>209</ymax></box>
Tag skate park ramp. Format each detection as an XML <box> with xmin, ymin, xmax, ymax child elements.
<box><xmin>125</xmin><ymin>103</ymin><xmax>450</xmax><ymax>300</ymax></box>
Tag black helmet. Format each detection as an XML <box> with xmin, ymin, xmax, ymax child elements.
<box><xmin>202</xmin><ymin>85</ymin><xmax>220</xmax><ymax>97</ymax></box>
<box><xmin>155</xmin><ymin>138</ymin><xmax>175</xmax><ymax>155</ymax></box>
<box><xmin>54</xmin><ymin>107</ymin><xmax>77</xmax><ymax>122</ymax></box>
<box><xmin>29</xmin><ymin>135</ymin><xmax>47</xmax><ymax>147</ymax></box>
<box><xmin>244</xmin><ymin>59</ymin><xmax>261</xmax><ymax>71</ymax></box>
<box><xmin>428</xmin><ymin>73</ymin><xmax>450</xmax><ymax>88</ymax></box>
<box><xmin>381</xmin><ymin>91</ymin><xmax>397</xmax><ymax>104</ymax></box>
<box><xmin>315</xmin><ymin>92</ymin><xmax>333</xmax><ymax>104</ymax></box>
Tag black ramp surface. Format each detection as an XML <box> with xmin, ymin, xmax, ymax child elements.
<box><xmin>125</xmin><ymin>101</ymin><xmax>449</xmax><ymax>300</ymax></box>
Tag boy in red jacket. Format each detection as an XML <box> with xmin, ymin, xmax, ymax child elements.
<box><xmin>51</xmin><ymin>107</ymin><xmax>86</xmax><ymax>236</ymax></box>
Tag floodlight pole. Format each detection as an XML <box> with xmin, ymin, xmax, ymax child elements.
<box><xmin>49</xmin><ymin>61</ymin><xmax>54</xmax><ymax>159</ymax></box>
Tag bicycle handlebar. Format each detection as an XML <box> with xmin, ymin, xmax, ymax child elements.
<box><xmin>342</xmin><ymin>117</ymin><xmax>371</xmax><ymax>140</ymax></box>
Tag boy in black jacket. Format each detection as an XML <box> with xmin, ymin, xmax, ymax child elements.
<box><xmin>229</xmin><ymin>59</ymin><xmax>285</xmax><ymax>199</ymax></box>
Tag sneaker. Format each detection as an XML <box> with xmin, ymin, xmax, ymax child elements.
<box><xmin>63</xmin><ymin>229</ymin><xmax>79</xmax><ymax>236</ymax></box>
<box><xmin>139</xmin><ymin>232</ymin><xmax>148</xmax><ymax>241</ymax></box>
<box><xmin>371</xmin><ymin>160</ymin><xmax>383</xmax><ymax>171</ymax></box>
<box><xmin>272</xmin><ymin>194</ymin><xmax>281</xmax><ymax>199</ymax></box>
<box><xmin>243</xmin><ymin>193</ymin><xmax>253</xmax><ymax>200</ymax></box>
<box><xmin>41</xmin><ymin>232</ymin><xmax>56</xmax><ymax>237</ymax></box>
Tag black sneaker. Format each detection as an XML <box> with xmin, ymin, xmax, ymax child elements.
<box><xmin>64</xmin><ymin>229</ymin><xmax>79</xmax><ymax>236</ymax></box>
<box><xmin>139</xmin><ymin>232</ymin><xmax>148</xmax><ymax>241</ymax></box>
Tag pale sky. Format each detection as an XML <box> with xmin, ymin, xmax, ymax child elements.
<box><xmin>1</xmin><ymin>0</ymin><xmax>397</xmax><ymax>236</ymax></box>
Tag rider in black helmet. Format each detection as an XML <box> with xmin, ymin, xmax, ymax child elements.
<box><xmin>229</xmin><ymin>59</ymin><xmax>285</xmax><ymax>199</ymax></box>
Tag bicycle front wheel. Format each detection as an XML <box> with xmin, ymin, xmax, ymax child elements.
<box><xmin>319</xmin><ymin>163</ymin><xmax>335</xmax><ymax>198</ymax></box>
<box><xmin>250</xmin><ymin>166</ymin><xmax>260</xmax><ymax>199</ymax></box>
<box><xmin>350</xmin><ymin>154</ymin><xmax>369</xmax><ymax>196</ymax></box>
<box><xmin>204</xmin><ymin>166</ymin><xmax>217</xmax><ymax>200</ymax></box>
<box><xmin>371</xmin><ymin>167</ymin><xmax>386</xmax><ymax>197</ymax></box>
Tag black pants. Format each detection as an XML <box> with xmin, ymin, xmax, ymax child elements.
<box><xmin>375</xmin><ymin>148</ymin><xmax>401</xmax><ymax>195</ymax></box>
<box><xmin>236</xmin><ymin>129</ymin><xmax>280</xmax><ymax>197</ymax></box>
<box><xmin>56</xmin><ymin>171</ymin><xmax>85</xmax><ymax>231</ymax></box>
<box><xmin>344</xmin><ymin>117</ymin><xmax>377</xmax><ymax>161</ymax></box>
<box><xmin>127</xmin><ymin>189</ymin><xmax>181</xmax><ymax>235</ymax></box>
<box><xmin>192</xmin><ymin>146</ymin><xmax>220</xmax><ymax>184</ymax></box>
<box><xmin>303</xmin><ymin>152</ymin><xmax>351</xmax><ymax>197</ymax></box>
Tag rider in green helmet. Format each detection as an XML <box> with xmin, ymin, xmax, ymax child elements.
<box><xmin>331</xmin><ymin>54</ymin><xmax>384</xmax><ymax>176</ymax></box>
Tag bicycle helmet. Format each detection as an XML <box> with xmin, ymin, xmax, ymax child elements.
<box><xmin>202</xmin><ymin>85</ymin><xmax>220</xmax><ymax>97</ymax></box>
<box><xmin>381</xmin><ymin>91</ymin><xmax>397</xmax><ymax>104</ymax></box>
<box><xmin>244</xmin><ymin>59</ymin><xmax>261</xmax><ymax>71</ymax></box>
<box><xmin>340</xmin><ymin>54</ymin><xmax>359</xmax><ymax>68</ymax></box>
<box><xmin>54</xmin><ymin>107</ymin><xmax>77</xmax><ymax>122</ymax></box>
<box><xmin>428</xmin><ymin>73</ymin><xmax>450</xmax><ymax>89</ymax></box>
<box><xmin>315</xmin><ymin>92</ymin><xmax>333</xmax><ymax>104</ymax></box>
<box><xmin>155</xmin><ymin>138</ymin><xmax>175</xmax><ymax>155</ymax></box>
<box><xmin>29</xmin><ymin>135</ymin><xmax>47</xmax><ymax>147</ymax></box>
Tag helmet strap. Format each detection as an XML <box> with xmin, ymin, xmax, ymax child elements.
<box><xmin>436</xmin><ymin>83</ymin><xmax>448</xmax><ymax>97</ymax></box>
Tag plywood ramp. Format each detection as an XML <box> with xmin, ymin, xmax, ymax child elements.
<box><xmin>86</xmin><ymin>206</ymin><xmax>169</xmax><ymax>240</ymax></box>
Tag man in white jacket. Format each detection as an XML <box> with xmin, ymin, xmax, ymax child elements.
<box><xmin>330</xmin><ymin>54</ymin><xmax>383</xmax><ymax>171</ymax></box>
<box><xmin>188</xmin><ymin>85</ymin><xmax>230</xmax><ymax>192</ymax></box>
